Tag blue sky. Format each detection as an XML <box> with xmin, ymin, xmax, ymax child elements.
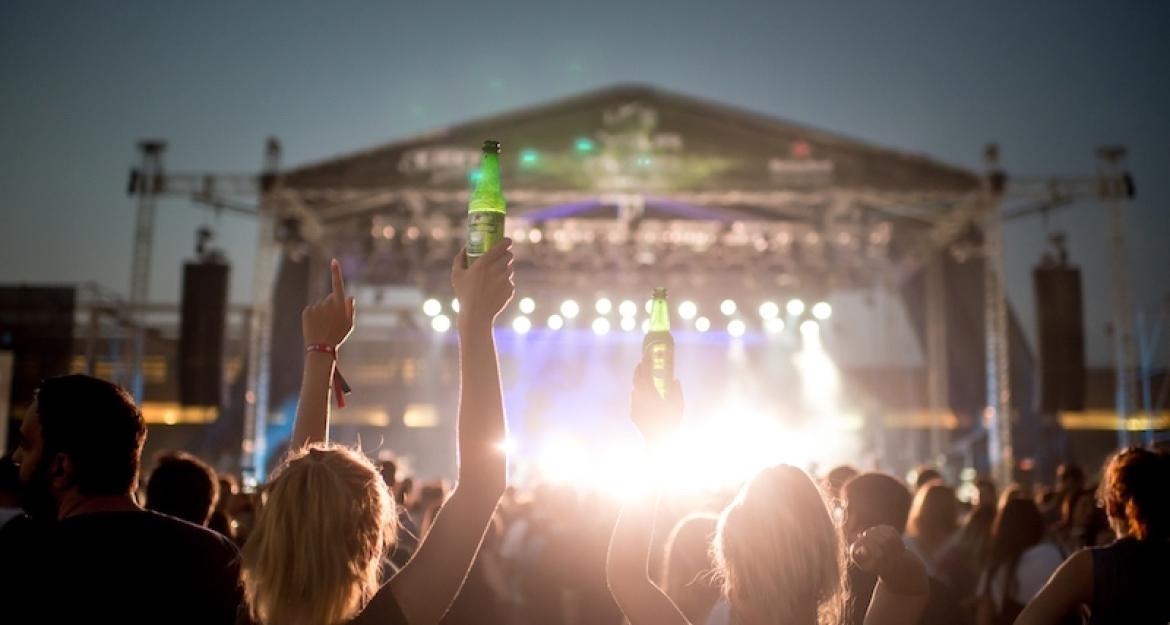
<box><xmin>2</xmin><ymin>0</ymin><xmax>1168</xmax><ymax>366</ymax></box>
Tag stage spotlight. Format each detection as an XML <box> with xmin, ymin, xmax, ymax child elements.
<box><xmin>800</xmin><ymin>319</ymin><xmax>820</xmax><ymax>337</ymax></box>
<box><xmin>519</xmin><ymin>297</ymin><xmax>536</xmax><ymax>314</ymax></box>
<box><xmin>812</xmin><ymin>301</ymin><xmax>832</xmax><ymax>320</ymax></box>
<box><xmin>759</xmin><ymin>301</ymin><xmax>780</xmax><ymax>319</ymax></box>
<box><xmin>620</xmin><ymin>316</ymin><xmax>637</xmax><ymax>332</ymax></box>
<box><xmin>678</xmin><ymin>300</ymin><xmax>697</xmax><ymax>320</ymax></box>
<box><xmin>642</xmin><ymin>319</ymin><xmax>650</xmax><ymax>333</ymax></box>
<box><xmin>574</xmin><ymin>137</ymin><xmax>595</xmax><ymax>153</ymax></box>
<box><xmin>451</xmin><ymin>298</ymin><xmax>460</xmax><ymax>314</ymax></box>
<box><xmin>592</xmin><ymin>317</ymin><xmax>611</xmax><ymax>336</ymax></box>
<box><xmin>728</xmin><ymin>319</ymin><xmax>746</xmax><ymax>337</ymax></box>
<box><xmin>619</xmin><ymin>299</ymin><xmax>638</xmax><ymax>318</ymax></box>
<box><xmin>560</xmin><ymin>299</ymin><xmax>580</xmax><ymax>319</ymax></box>
<box><xmin>548</xmin><ymin>314</ymin><xmax>564</xmax><ymax>330</ymax></box>
<box><xmin>512</xmin><ymin>315</ymin><xmax>532</xmax><ymax>334</ymax></box>
<box><xmin>645</xmin><ymin>299</ymin><xmax>653</xmax><ymax>314</ymax></box>
<box><xmin>595</xmin><ymin>297</ymin><xmax>613</xmax><ymax>315</ymax></box>
<box><xmin>695</xmin><ymin>316</ymin><xmax>711</xmax><ymax>332</ymax></box>
<box><xmin>431</xmin><ymin>315</ymin><xmax>451</xmax><ymax>333</ymax></box>
<box><xmin>786</xmin><ymin>298</ymin><xmax>806</xmax><ymax>316</ymax></box>
<box><xmin>422</xmin><ymin>298</ymin><xmax>442</xmax><ymax>317</ymax></box>
<box><xmin>720</xmin><ymin>299</ymin><xmax>737</xmax><ymax>316</ymax></box>
<box><xmin>765</xmin><ymin>318</ymin><xmax>785</xmax><ymax>334</ymax></box>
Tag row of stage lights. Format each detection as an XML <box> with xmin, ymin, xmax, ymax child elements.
<box><xmin>421</xmin><ymin>296</ymin><xmax>831</xmax><ymax>337</ymax></box>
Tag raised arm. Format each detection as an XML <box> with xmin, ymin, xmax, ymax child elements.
<box><xmin>853</xmin><ymin>525</ymin><xmax>930</xmax><ymax>625</ymax></box>
<box><xmin>390</xmin><ymin>240</ymin><xmax>514</xmax><ymax>625</ymax></box>
<box><xmin>292</xmin><ymin>259</ymin><xmax>355</xmax><ymax>449</ymax></box>
<box><xmin>606</xmin><ymin>365</ymin><xmax>690</xmax><ymax>625</ymax></box>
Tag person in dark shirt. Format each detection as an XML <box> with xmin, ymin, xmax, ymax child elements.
<box><xmin>0</xmin><ymin>374</ymin><xmax>242</xmax><ymax>624</ymax></box>
<box><xmin>1016</xmin><ymin>446</ymin><xmax>1170</xmax><ymax>625</ymax></box>
<box><xmin>841</xmin><ymin>472</ymin><xmax>966</xmax><ymax>625</ymax></box>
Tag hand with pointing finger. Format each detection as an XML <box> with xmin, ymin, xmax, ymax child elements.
<box><xmin>452</xmin><ymin>238</ymin><xmax>515</xmax><ymax>331</ymax></box>
<box><xmin>302</xmin><ymin>259</ymin><xmax>356</xmax><ymax>348</ymax></box>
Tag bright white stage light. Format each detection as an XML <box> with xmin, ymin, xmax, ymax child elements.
<box><xmin>645</xmin><ymin>299</ymin><xmax>653</xmax><ymax>314</ymax></box>
<box><xmin>619</xmin><ymin>299</ymin><xmax>638</xmax><ymax>318</ymax></box>
<box><xmin>728</xmin><ymin>319</ymin><xmax>746</xmax><ymax>337</ymax></box>
<box><xmin>720</xmin><ymin>299</ymin><xmax>738</xmax><ymax>316</ymax></box>
<box><xmin>431</xmin><ymin>314</ymin><xmax>451</xmax><ymax>332</ymax></box>
<box><xmin>759</xmin><ymin>301</ymin><xmax>780</xmax><ymax>319</ymax></box>
<box><xmin>539</xmin><ymin>436</ymin><xmax>588</xmax><ymax>483</ymax></box>
<box><xmin>450</xmin><ymin>298</ymin><xmax>460</xmax><ymax>314</ymax></box>
<box><xmin>812</xmin><ymin>301</ymin><xmax>832</xmax><ymax>320</ymax></box>
<box><xmin>786</xmin><ymin>298</ymin><xmax>806</xmax><ymax>316</ymax></box>
<box><xmin>547</xmin><ymin>314</ymin><xmax>564</xmax><ymax>330</ymax></box>
<box><xmin>678</xmin><ymin>300</ymin><xmax>697</xmax><ymax>320</ymax></box>
<box><xmin>695</xmin><ymin>316</ymin><xmax>711</xmax><ymax>332</ymax></box>
<box><xmin>422</xmin><ymin>298</ymin><xmax>442</xmax><ymax>317</ymax></box>
<box><xmin>560</xmin><ymin>299</ymin><xmax>580</xmax><ymax>319</ymax></box>
<box><xmin>497</xmin><ymin>437</ymin><xmax>518</xmax><ymax>455</ymax></box>
<box><xmin>642</xmin><ymin>319</ymin><xmax>651</xmax><ymax>333</ymax></box>
<box><xmin>765</xmin><ymin>318</ymin><xmax>785</xmax><ymax>334</ymax></box>
<box><xmin>800</xmin><ymin>319</ymin><xmax>820</xmax><ymax>337</ymax></box>
<box><xmin>519</xmin><ymin>297</ymin><xmax>536</xmax><ymax>314</ymax></box>
<box><xmin>512</xmin><ymin>315</ymin><xmax>532</xmax><ymax>334</ymax></box>
<box><xmin>595</xmin><ymin>297</ymin><xmax>613</xmax><ymax>315</ymax></box>
<box><xmin>592</xmin><ymin>317</ymin><xmax>611</xmax><ymax>335</ymax></box>
<box><xmin>620</xmin><ymin>316</ymin><xmax>637</xmax><ymax>332</ymax></box>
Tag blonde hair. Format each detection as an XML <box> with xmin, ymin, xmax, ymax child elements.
<box><xmin>714</xmin><ymin>465</ymin><xmax>846</xmax><ymax>625</ymax></box>
<box><xmin>241</xmin><ymin>444</ymin><xmax>396</xmax><ymax>625</ymax></box>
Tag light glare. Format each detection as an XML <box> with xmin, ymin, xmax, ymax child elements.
<box><xmin>595</xmin><ymin>297</ymin><xmax>613</xmax><ymax>315</ymax></box>
<box><xmin>560</xmin><ymin>299</ymin><xmax>580</xmax><ymax>319</ymax></box>
<box><xmin>695</xmin><ymin>316</ymin><xmax>711</xmax><ymax>332</ymax></box>
<box><xmin>812</xmin><ymin>301</ymin><xmax>833</xmax><ymax>320</ymax></box>
<box><xmin>422</xmin><ymin>298</ymin><xmax>442</xmax><ymax>317</ymax></box>
<box><xmin>759</xmin><ymin>301</ymin><xmax>780</xmax><ymax>319</ymax></box>
<box><xmin>786</xmin><ymin>298</ymin><xmax>806</xmax><ymax>316</ymax></box>
<box><xmin>547</xmin><ymin>314</ymin><xmax>564</xmax><ymax>330</ymax></box>
<box><xmin>512</xmin><ymin>315</ymin><xmax>532</xmax><ymax>334</ymax></box>
<box><xmin>678</xmin><ymin>300</ymin><xmax>698</xmax><ymax>320</ymax></box>
<box><xmin>431</xmin><ymin>315</ymin><xmax>451</xmax><ymax>332</ymax></box>
<box><xmin>619</xmin><ymin>300</ymin><xmax>638</xmax><ymax>318</ymax></box>
<box><xmin>592</xmin><ymin>317</ymin><xmax>611</xmax><ymax>335</ymax></box>
<box><xmin>720</xmin><ymin>299</ymin><xmax>737</xmax><ymax>316</ymax></box>
<box><xmin>519</xmin><ymin>297</ymin><xmax>536</xmax><ymax>314</ymax></box>
<box><xmin>728</xmin><ymin>319</ymin><xmax>746</xmax><ymax>337</ymax></box>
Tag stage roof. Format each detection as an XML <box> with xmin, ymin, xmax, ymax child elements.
<box><xmin>284</xmin><ymin>83</ymin><xmax>979</xmax><ymax>196</ymax></box>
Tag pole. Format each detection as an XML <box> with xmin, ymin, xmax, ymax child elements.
<box><xmin>128</xmin><ymin>141</ymin><xmax>166</xmax><ymax>401</ymax></box>
<box><xmin>925</xmin><ymin>249</ymin><xmax>949</xmax><ymax>464</ymax></box>
<box><xmin>981</xmin><ymin>144</ymin><xmax>1013</xmax><ymax>487</ymax></box>
<box><xmin>1097</xmin><ymin>146</ymin><xmax>1137</xmax><ymax>449</ymax></box>
<box><xmin>241</xmin><ymin>137</ymin><xmax>282</xmax><ymax>487</ymax></box>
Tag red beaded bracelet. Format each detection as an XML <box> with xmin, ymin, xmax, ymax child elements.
<box><xmin>304</xmin><ymin>344</ymin><xmax>350</xmax><ymax>408</ymax></box>
<box><xmin>305</xmin><ymin>343</ymin><xmax>337</xmax><ymax>357</ymax></box>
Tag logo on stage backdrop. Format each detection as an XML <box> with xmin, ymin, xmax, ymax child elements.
<box><xmin>769</xmin><ymin>140</ymin><xmax>834</xmax><ymax>187</ymax></box>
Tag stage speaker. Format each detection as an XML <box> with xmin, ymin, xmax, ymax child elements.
<box><xmin>179</xmin><ymin>259</ymin><xmax>229</xmax><ymax>407</ymax></box>
<box><xmin>1033</xmin><ymin>262</ymin><xmax>1085</xmax><ymax>412</ymax></box>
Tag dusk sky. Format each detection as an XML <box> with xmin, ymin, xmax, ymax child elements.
<box><xmin>2</xmin><ymin>1</ymin><xmax>1167</xmax><ymax>366</ymax></box>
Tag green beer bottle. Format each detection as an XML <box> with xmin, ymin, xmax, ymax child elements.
<box><xmin>643</xmin><ymin>287</ymin><xmax>674</xmax><ymax>399</ymax></box>
<box><xmin>466</xmin><ymin>139</ymin><xmax>507</xmax><ymax>264</ymax></box>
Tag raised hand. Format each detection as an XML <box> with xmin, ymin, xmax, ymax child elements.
<box><xmin>629</xmin><ymin>363</ymin><xmax>683</xmax><ymax>444</ymax></box>
<box><xmin>451</xmin><ymin>238</ymin><xmax>515</xmax><ymax>331</ymax></box>
<box><xmin>850</xmin><ymin>525</ymin><xmax>928</xmax><ymax>596</ymax></box>
<box><xmin>302</xmin><ymin>259</ymin><xmax>356</xmax><ymax>348</ymax></box>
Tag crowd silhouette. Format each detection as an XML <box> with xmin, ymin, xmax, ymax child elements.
<box><xmin>1</xmin><ymin>244</ymin><xmax>1167</xmax><ymax>625</ymax></box>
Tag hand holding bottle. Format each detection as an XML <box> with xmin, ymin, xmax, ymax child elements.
<box><xmin>629</xmin><ymin>363</ymin><xmax>683</xmax><ymax>444</ymax></box>
<box><xmin>452</xmin><ymin>238</ymin><xmax>515</xmax><ymax>331</ymax></box>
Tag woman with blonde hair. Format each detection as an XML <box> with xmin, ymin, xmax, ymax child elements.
<box><xmin>241</xmin><ymin>241</ymin><xmax>515</xmax><ymax>625</ymax></box>
<box><xmin>607</xmin><ymin>366</ymin><xmax>929</xmax><ymax>625</ymax></box>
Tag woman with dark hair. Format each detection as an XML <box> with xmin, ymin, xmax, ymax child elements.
<box><xmin>936</xmin><ymin>498</ymin><xmax>996</xmax><ymax>609</ymax></box>
<box><xmin>1055</xmin><ymin>488</ymin><xmax>1109</xmax><ymax>552</ymax></box>
<box><xmin>1016</xmin><ymin>446</ymin><xmax>1170</xmax><ymax>625</ymax></box>
<box><xmin>975</xmin><ymin>498</ymin><xmax>1063</xmax><ymax>625</ymax></box>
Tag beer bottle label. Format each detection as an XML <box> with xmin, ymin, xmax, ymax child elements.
<box><xmin>466</xmin><ymin>211</ymin><xmax>505</xmax><ymax>262</ymax></box>
<box><xmin>650</xmin><ymin>343</ymin><xmax>669</xmax><ymax>398</ymax></box>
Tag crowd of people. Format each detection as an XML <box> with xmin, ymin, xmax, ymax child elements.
<box><xmin>1</xmin><ymin>240</ymin><xmax>1168</xmax><ymax>625</ymax></box>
